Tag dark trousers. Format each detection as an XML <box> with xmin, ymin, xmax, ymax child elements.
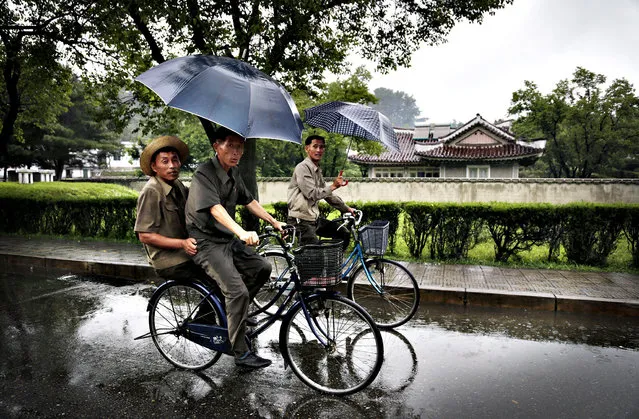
<box><xmin>191</xmin><ymin>237</ymin><xmax>271</xmax><ymax>356</ymax></box>
<box><xmin>287</xmin><ymin>217</ymin><xmax>350</xmax><ymax>250</ymax></box>
<box><xmin>155</xmin><ymin>260</ymin><xmax>220</xmax><ymax>295</ymax></box>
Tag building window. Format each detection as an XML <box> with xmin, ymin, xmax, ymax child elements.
<box><xmin>407</xmin><ymin>167</ymin><xmax>440</xmax><ymax>178</ymax></box>
<box><xmin>374</xmin><ymin>167</ymin><xmax>405</xmax><ymax>178</ymax></box>
<box><xmin>112</xmin><ymin>152</ymin><xmax>122</xmax><ymax>161</ymax></box>
<box><xmin>467</xmin><ymin>165</ymin><xmax>490</xmax><ymax>178</ymax></box>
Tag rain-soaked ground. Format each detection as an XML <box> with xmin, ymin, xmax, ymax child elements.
<box><xmin>0</xmin><ymin>271</ymin><xmax>637</xmax><ymax>418</ymax></box>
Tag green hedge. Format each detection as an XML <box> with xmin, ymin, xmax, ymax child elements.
<box><xmin>0</xmin><ymin>183</ymin><xmax>138</xmax><ymax>239</ymax></box>
<box><xmin>2</xmin><ymin>182</ymin><xmax>637</xmax><ymax>269</ymax></box>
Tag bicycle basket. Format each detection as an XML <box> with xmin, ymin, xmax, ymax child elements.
<box><xmin>293</xmin><ymin>240</ymin><xmax>343</xmax><ymax>288</ymax></box>
<box><xmin>359</xmin><ymin>220</ymin><xmax>389</xmax><ymax>256</ymax></box>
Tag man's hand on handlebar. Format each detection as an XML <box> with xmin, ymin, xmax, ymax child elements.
<box><xmin>239</xmin><ymin>230</ymin><xmax>260</xmax><ymax>246</ymax></box>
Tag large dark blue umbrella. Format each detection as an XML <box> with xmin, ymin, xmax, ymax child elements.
<box><xmin>303</xmin><ymin>101</ymin><xmax>400</xmax><ymax>152</ymax></box>
<box><xmin>135</xmin><ymin>55</ymin><xmax>303</xmax><ymax>144</ymax></box>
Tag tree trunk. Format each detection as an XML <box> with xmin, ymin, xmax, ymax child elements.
<box><xmin>240</xmin><ymin>139</ymin><xmax>261</xmax><ymax>231</ymax></box>
<box><xmin>0</xmin><ymin>35</ymin><xmax>22</xmax><ymax>160</ymax></box>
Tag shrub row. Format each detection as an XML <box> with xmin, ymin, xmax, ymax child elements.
<box><xmin>0</xmin><ymin>183</ymin><xmax>138</xmax><ymax>240</ymax></box>
<box><xmin>238</xmin><ymin>201</ymin><xmax>639</xmax><ymax>268</ymax></box>
<box><xmin>2</xmin><ymin>182</ymin><xmax>637</xmax><ymax>268</ymax></box>
<box><xmin>399</xmin><ymin>202</ymin><xmax>638</xmax><ymax>268</ymax></box>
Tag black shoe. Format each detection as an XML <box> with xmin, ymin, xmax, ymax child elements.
<box><xmin>235</xmin><ymin>351</ymin><xmax>272</xmax><ymax>369</ymax></box>
<box><xmin>246</xmin><ymin>316</ymin><xmax>258</xmax><ymax>327</ymax></box>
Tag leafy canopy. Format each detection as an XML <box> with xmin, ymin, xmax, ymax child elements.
<box><xmin>509</xmin><ymin>67</ymin><xmax>639</xmax><ymax>178</ymax></box>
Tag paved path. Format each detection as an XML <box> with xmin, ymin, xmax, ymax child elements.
<box><xmin>1</xmin><ymin>235</ymin><xmax>638</xmax><ymax>316</ymax></box>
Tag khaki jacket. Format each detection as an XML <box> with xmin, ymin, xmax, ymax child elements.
<box><xmin>287</xmin><ymin>157</ymin><xmax>349</xmax><ymax>221</ymax></box>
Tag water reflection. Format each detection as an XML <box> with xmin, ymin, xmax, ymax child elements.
<box><xmin>413</xmin><ymin>303</ymin><xmax>639</xmax><ymax>349</ymax></box>
<box><xmin>2</xmin><ymin>271</ymin><xmax>637</xmax><ymax>418</ymax></box>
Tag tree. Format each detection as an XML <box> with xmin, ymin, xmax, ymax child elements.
<box><xmin>372</xmin><ymin>87</ymin><xmax>421</xmax><ymax>128</ymax></box>
<box><xmin>509</xmin><ymin>67</ymin><xmax>639</xmax><ymax>178</ymax></box>
<box><xmin>9</xmin><ymin>77</ymin><xmax>121</xmax><ymax>179</ymax></box>
<box><xmin>0</xmin><ymin>0</ymin><xmax>94</xmax><ymax>169</ymax></box>
<box><xmin>78</xmin><ymin>0</ymin><xmax>514</xmax><ymax>195</ymax></box>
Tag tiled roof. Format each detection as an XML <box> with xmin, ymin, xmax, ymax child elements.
<box><xmin>349</xmin><ymin>113</ymin><xmax>546</xmax><ymax>165</ymax></box>
<box><xmin>442</xmin><ymin>114</ymin><xmax>515</xmax><ymax>144</ymax></box>
<box><xmin>348</xmin><ymin>129</ymin><xmax>422</xmax><ymax>165</ymax></box>
<box><xmin>416</xmin><ymin>143</ymin><xmax>544</xmax><ymax>161</ymax></box>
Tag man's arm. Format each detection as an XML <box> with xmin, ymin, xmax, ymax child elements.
<box><xmin>138</xmin><ymin>233</ymin><xmax>198</xmax><ymax>256</ymax></box>
<box><xmin>245</xmin><ymin>200</ymin><xmax>284</xmax><ymax>232</ymax></box>
<box><xmin>294</xmin><ymin>165</ymin><xmax>341</xmax><ymax>203</ymax></box>
<box><xmin>209</xmin><ymin>204</ymin><xmax>260</xmax><ymax>245</ymax></box>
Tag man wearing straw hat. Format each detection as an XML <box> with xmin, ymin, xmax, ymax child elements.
<box><xmin>134</xmin><ymin>136</ymin><xmax>220</xmax><ymax>298</ymax></box>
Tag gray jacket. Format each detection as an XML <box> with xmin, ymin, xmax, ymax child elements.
<box><xmin>287</xmin><ymin>157</ymin><xmax>349</xmax><ymax>221</ymax></box>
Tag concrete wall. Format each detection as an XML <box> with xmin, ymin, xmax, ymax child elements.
<box><xmin>68</xmin><ymin>177</ymin><xmax>639</xmax><ymax>205</ymax></box>
<box><xmin>257</xmin><ymin>178</ymin><xmax>639</xmax><ymax>205</ymax></box>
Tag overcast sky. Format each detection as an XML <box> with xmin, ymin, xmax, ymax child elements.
<box><xmin>351</xmin><ymin>0</ymin><xmax>639</xmax><ymax>125</ymax></box>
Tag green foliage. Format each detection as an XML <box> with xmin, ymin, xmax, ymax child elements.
<box><xmin>430</xmin><ymin>204</ymin><xmax>484</xmax><ymax>260</ymax></box>
<box><xmin>561</xmin><ymin>204</ymin><xmax>626</xmax><ymax>266</ymax></box>
<box><xmin>1</xmin><ymin>1</ymin><xmax>95</xmax><ymax>160</ymax></box>
<box><xmin>509</xmin><ymin>67</ymin><xmax>639</xmax><ymax>178</ymax></box>
<box><xmin>0</xmin><ymin>182</ymin><xmax>137</xmax><ymax>239</ymax></box>
<box><xmin>621</xmin><ymin>206</ymin><xmax>639</xmax><ymax>268</ymax></box>
<box><xmin>482</xmin><ymin>203</ymin><xmax>555</xmax><ymax>262</ymax></box>
<box><xmin>402</xmin><ymin>202</ymin><xmax>439</xmax><ymax>258</ymax></box>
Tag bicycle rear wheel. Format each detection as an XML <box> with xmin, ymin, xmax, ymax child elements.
<box><xmin>250</xmin><ymin>249</ymin><xmax>291</xmax><ymax>316</ymax></box>
<box><xmin>347</xmin><ymin>258</ymin><xmax>420</xmax><ymax>328</ymax></box>
<box><xmin>149</xmin><ymin>281</ymin><xmax>224</xmax><ymax>370</ymax></box>
<box><xmin>279</xmin><ymin>294</ymin><xmax>383</xmax><ymax>395</ymax></box>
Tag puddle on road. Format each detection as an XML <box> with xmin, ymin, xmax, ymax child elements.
<box><xmin>2</xmin><ymin>271</ymin><xmax>637</xmax><ymax>418</ymax></box>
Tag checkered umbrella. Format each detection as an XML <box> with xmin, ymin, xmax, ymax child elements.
<box><xmin>303</xmin><ymin>101</ymin><xmax>400</xmax><ymax>152</ymax></box>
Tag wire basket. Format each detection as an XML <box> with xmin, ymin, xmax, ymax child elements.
<box><xmin>359</xmin><ymin>220</ymin><xmax>389</xmax><ymax>256</ymax></box>
<box><xmin>293</xmin><ymin>240</ymin><xmax>344</xmax><ymax>288</ymax></box>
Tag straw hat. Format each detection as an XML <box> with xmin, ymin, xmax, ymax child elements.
<box><xmin>140</xmin><ymin>136</ymin><xmax>189</xmax><ymax>176</ymax></box>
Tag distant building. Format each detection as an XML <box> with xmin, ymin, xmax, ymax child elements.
<box><xmin>349</xmin><ymin>114</ymin><xmax>546</xmax><ymax>179</ymax></box>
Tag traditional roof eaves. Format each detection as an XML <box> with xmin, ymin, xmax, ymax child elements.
<box><xmin>441</xmin><ymin>114</ymin><xmax>515</xmax><ymax>144</ymax></box>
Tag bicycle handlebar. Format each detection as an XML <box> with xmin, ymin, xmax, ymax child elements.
<box><xmin>258</xmin><ymin>224</ymin><xmax>296</xmax><ymax>250</ymax></box>
<box><xmin>334</xmin><ymin>209</ymin><xmax>363</xmax><ymax>232</ymax></box>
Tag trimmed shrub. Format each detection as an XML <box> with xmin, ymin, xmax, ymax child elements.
<box><xmin>430</xmin><ymin>204</ymin><xmax>484</xmax><ymax>260</ymax></box>
<box><xmin>402</xmin><ymin>202</ymin><xmax>439</xmax><ymax>258</ymax></box>
<box><xmin>482</xmin><ymin>203</ymin><xmax>556</xmax><ymax>263</ymax></box>
<box><xmin>0</xmin><ymin>182</ymin><xmax>138</xmax><ymax>239</ymax></box>
<box><xmin>561</xmin><ymin>204</ymin><xmax>626</xmax><ymax>266</ymax></box>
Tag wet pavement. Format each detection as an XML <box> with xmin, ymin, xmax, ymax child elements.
<box><xmin>1</xmin><ymin>235</ymin><xmax>638</xmax><ymax>316</ymax></box>
<box><xmin>0</xmin><ymin>271</ymin><xmax>637</xmax><ymax>418</ymax></box>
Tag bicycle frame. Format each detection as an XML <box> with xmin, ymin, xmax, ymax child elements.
<box><xmin>340</xmin><ymin>242</ymin><xmax>383</xmax><ymax>294</ymax></box>
<box><xmin>168</xmin><ymin>259</ymin><xmax>337</xmax><ymax>351</ymax></box>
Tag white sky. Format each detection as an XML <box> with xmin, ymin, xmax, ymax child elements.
<box><xmin>348</xmin><ymin>0</ymin><xmax>639</xmax><ymax>125</ymax></box>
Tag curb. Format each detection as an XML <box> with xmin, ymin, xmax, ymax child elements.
<box><xmin>3</xmin><ymin>252</ymin><xmax>638</xmax><ymax>317</ymax></box>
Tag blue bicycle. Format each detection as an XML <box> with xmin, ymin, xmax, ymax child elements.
<box><xmin>252</xmin><ymin>211</ymin><xmax>420</xmax><ymax>328</ymax></box>
<box><xmin>140</xmin><ymin>227</ymin><xmax>384</xmax><ymax>396</ymax></box>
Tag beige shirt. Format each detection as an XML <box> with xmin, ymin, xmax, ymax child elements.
<box><xmin>134</xmin><ymin>176</ymin><xmax>190</xmax><ymax>270</ymax></box>
<box><xmin>287</xmin><ymin>157</ymin><xmax>349</xmax><ymax>221</ymax></box>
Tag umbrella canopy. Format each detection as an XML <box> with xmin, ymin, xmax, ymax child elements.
<box><xmin>303</xmin><ymin>101</ymin><xmax>400</xmax><ymax>152</ymax></box>
<box><xmin>135</xmin><ymin>55</ymin><xmax>303</xmax><ymax>144</ymax></box>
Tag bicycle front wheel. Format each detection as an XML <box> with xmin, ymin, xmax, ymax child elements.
<box><xmin>149</xmin><ymin>281</ymin><xmax>224</xmax><ymax>370</ymax></box>
<box><xmin>347</xmin><ymin>258</ymin><xmax>420</xmax><ymax>328</ymax></box>
<box><xmin>250</xmin><ymin>249</ymin><xmax>291</xmax><ymax>316</ymax></box>
<box><xmin>279</xmin><ymin>294</ymin><xmax>383</xmax><ymax>396</ymax></box>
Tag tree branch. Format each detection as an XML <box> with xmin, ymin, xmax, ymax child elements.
<box><xmin>126</xmin><ymin>0</ymin><xmax>165</xmax><ymax>63</ymax></box>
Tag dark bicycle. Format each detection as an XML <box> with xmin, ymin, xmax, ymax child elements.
<box><xmin>253</xmin><ymin>210</ymin><xmax>420</xmax><ymax>329</ymax></box>
<box><xmin>136</xmin><ymin>227</ymin><xmax>384</xmax><ymax>396</ymax></box>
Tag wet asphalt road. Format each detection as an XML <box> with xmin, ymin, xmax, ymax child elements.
<box><xmin>0</xmin><ymin>271</ymin><xmax>637</xmax><ymax>418</ymax></box>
